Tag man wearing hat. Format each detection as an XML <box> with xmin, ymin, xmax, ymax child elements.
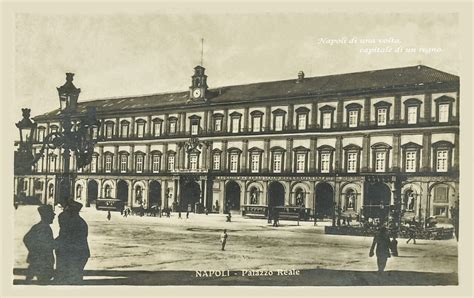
<box><xmin>23</xmin><ymin>205</ymin><xmax>56</xmax><ymax>282</ymax></box>
<box><xmin>55</xmin><ymin>201</ymin><xmax>90</xmax><ymax>284</ymax></box>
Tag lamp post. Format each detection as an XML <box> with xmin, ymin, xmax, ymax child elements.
<box><xmin>15</xmin><ymin>108</ymin><xmax>37</xmax><ymax>174</ymax></box>
<box><xmin>15</xmin><ymin>73</ymin><xmax>100</xmax><ymax>207</ymax></box>
<box><xmin>332</xmin><ymin>160</ymin><xmax>339</xmax><ymax>227</ymax></box>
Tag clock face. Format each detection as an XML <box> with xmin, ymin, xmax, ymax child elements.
<box><xmin>193</xmin><ymin>89</ymin><xmax>201</xmax><ymax>98</ymax></box>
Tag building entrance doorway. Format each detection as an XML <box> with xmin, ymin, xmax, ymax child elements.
<box><xmin>181</xmin><ymin>181</ymin><xmax>200</xmax><ymax>212</ymax></box>
<box><xmin>225</xmin><ymin>181</ymin><xmax>241</xmax><ymax>213</ymax></box>
<box><xmin>315</xmin><ymin>182</ymin><xmax>334</xmax><ymax>219</ymax></box>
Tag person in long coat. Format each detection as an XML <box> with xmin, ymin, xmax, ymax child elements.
<box><xmin>220</xmin><ymin>229</ymin><xmax>228</xmax><ymax>251</ymax></box>
<box><xmin>23</xmin><ymin>205</ymin><xmax>56</xmax><ymax>282</ymax></box>
<box><xmin>369</xmin><ymin>226</ymin><xmax>391</xmax><ymax>272</ymax></box>
<box><xmin>55</xmin><ymin>201</ymin><xmax>90</xmax><ymax>284</ymax></box>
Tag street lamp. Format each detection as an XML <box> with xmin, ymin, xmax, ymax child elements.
<box><xmin>15</xmin><ymin>109</ymin><xmax>37</xmax><ymax>174</ymax></box>
<box><xmin>15</xmin><ymin>73</ymin><xmax>100</xmax><ymax>207</ymax></box>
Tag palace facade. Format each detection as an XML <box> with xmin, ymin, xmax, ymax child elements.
<box><xmin>15</xmin><ymin>65</ymin><xmax>459</xmax><ymax>222</ymax></box>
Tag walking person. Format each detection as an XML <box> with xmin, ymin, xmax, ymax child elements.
<box><xmin>23</xmin><ymin>205</ymin><xmax>56</xmax><ymax>282</ymax></box>
<box><xmin>178</xmin><ymin>211</ymin><xmax>182</xmax><ymax>219</ymax></box>
<box><xmin>406</xmin><ymin>223</ymin><xmax>417</xmax><ymax>244</ymax></box>
<box><xmin>186</xmin><ymin>211</ymin><xmax>189</xmax><ymax>219</ymax></box>
<box><xmin>107</xmin><ymin>211</ymin><xmax>111</xmax><ymax>221</ymax></box>
<box><xmin>55</xmin><ymin>201</ymin><xmax>90</xmax><ymax>284</ymax></box>
<box><xmin>390</xmin><ymin>235</ymin><xmax>399</xmax><ymax>257</ymax></box>
<box><xmin>220</xmin><ymin>229</ymin><xmax>228</xmax><ymax>251</ymax></box>
<box><xmin>369</xmin><ymin>226</ymin><xmax>392</xmax><ymax>273</ymax></box>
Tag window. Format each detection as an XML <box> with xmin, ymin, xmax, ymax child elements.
<box><xmin>438</xmin><ymin>104</ymin><xmax>449</xmax><ymax>123</ymax></box>
<box><xmin>347</xmin><ymin>152</ymin><xmax>358</xmax><ymax>173</ymax></box>
<box><xmin>50</xmin><ymin>125</ymin><xmax>58</xmax><ymax>134</ymax></box>
<box><xmin>348</xmin><ymin>110</ymin><xmax>358</xmax><ymax>127</ymax></box>
<box><xmin>251</xmin><ymin>111</ymin><xmax>263</xmax><ymax>132</ymax></box>
<box><xmin>213</xmin><ymin>153</ymin><xmax>221</xmax><ymax>170</ymax></box>
<box><xmin>152</xmin><ymin>154</ymin><xmax>161</xmax><ymax>173</ymax></box>
<box><xmin>272</xmin><ymin>109</ymin><xmax>286</xmax><ymax>131</ymax></box>
<box><xmin>37</xmin><ymin>127</ymin><xmax>46</xmax><ymax>142</ymax></box>
<box><xmin>120</xmin><ymin>121</ymin><xmax>130</xmax><ymax>138</ymax></box>
<box><xmin>230</xmin><ymin>112</ymin><xmax>241</xmax><ymax>133</ymax></box>
<box><xmin>48</xmin><ymin>154</ymin><xmax>57</xmax><ymax>172</ymax></box>
<box><xmin>168</xmin><ymin>117</ymin><xmax>177</xmax><ymax>134</ymax></box>
<box><xmin>230</xmin><ymin>153</ymin><xmax>239</xmax><ymax>173</ymax></box>
<box><xmin>436</xmin><ymin>150</ymin><xmax>448</xmax><ymax>172</ymax></box>
<box><xmin>372</xmin><ymin>143</ymin><xmax>391</xmax><ymax>172</ymax></box>
<box><xmin>91</xmin><ymin>127</ymin><xmax>98</xmax><ymax>139</ymax></box>
<box><xmin>189</xmin><ymin>153</ymin><xmax>199</xmax><ymax>170</ymax></box>
<box><xmin>405</xmin><ymin>151</ymin><xmax>416</xmax><ymax>172</ymax></box>
<box><xmin>250</xmin><ymin>154</ymin><xmax>260</xmax><ymax>173</ymax></box>
<box><xmin>91</xmin><ymin>155</ymin><xmax>98</xmax><ymax>173</ymax></box>
<box><xmin>295</xmin><ymin>107</ymin><xmax>310</xmax><ymax>130</ymax></box>
<box><xmin>153</xmin><ymin>119</ymin><xmax>162</xmax><ymax>137</ymax></box>
<box><xmin>433</xmin><ymin>141</ymin><xmax>454</xmax><ymax>173</ymax></box>
<box><xmin>321</xmin><ymin>153</ymin><xmax>330</xmax><ymax>173</ymax></box>
<box><xmin>105</xmin><ymin>154</ymin><xmax>112</xmax><ymax>173</ymax></box>
<box><xmin>296</xmin><ymin>153</ymin><xmax>306</xmax><ymax>173</ymax></box>
<box><xmin>104</xmin><ymin>122</ymin><xmax>113</xmax><ymax>139</ymax></box>
<box><xmin>272</xmin><ymin>152</ymin><xmax>282</xmax><ymax>173</ymax></box>
<box><xmin>189</xmin><ymin>115</ymin><xmax>201</xmax><ymax>136</ymax></box>
<box><xmin>168</xmin><ymin>154</ymin><xmax>175</xmax><ymax>171</ymax></box>
<box><xmin>435</xmin><ymin>96</ymin><xmax>455</xmax><ymax>123</ymax></box>
<box><xmin>404</xmin><ymin>98</ymin><xmax>422</xmax><ymax>125</ymax></box>
<box><xmin>407</xmin><ymin>106</ymin><xmax>418</xmax><ymax>124</ymax></box>
<box><xmin>104</xmin><ymin>185</ymin><xmax>112</xmax><ymax>198</ymax></box>
<box><xmin>319</xmin><ymin>105</ymin><xmax>335</xmax><ymax>129</ymax></box>
<box><xmin>135</xmin><ymin>154</ymin><xmax>144</xmax><ymax>173</ymax></box>
<box><xmin>213</xmin><ymin>114</ymin><xmax>223</xmax><ymax>132</ymax></box>
<box><xmin>322</xmin><ymin>113</ymin><xmax>331</xmax><ymax>129</ymax></box>
<box><xmin>401</xmin><ymin>142</ymin><xmax>421</xmax><ymax>173</ymax></box>
<box><xmin>377</xmin><ymin>108</ymin><xmax>387</xmax><ymax>126</ymax></box>
<box><xmin>345</xmin><ymin>103</ymin><xmax>362</xmax><ymax>128</ymax></box>
<box><xmin>136</xmin><ymin>120</ymin><xmax>145</xmax><ymax>138</ymax></box>
<box><xmin>120</xmin><ymin>154</ymin><xmax>128</xmax><ymax>173</ymax></box>
<box><xmin>375</xmin><ymin>152</ymin><xmax>386</xmax><ymax>172</ymax></box>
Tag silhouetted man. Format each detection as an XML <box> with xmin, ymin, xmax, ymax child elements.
<box><xmin>220</xmin><ymin>229</ymin><xmax>228</xmax><ymax>251</ymax></box>
<box><xmin>55</xmin><ymin>201</ymin><xmax>90</xmax><ymax>284</ymax></box>
<box><xmin>23</xmin><ymin>205</ymin><xmax>56</xmax><ymax>282</ymax></box>
<box><xmin>369</xmin><ymin>226</ymin><xmax>391</xmax><ymax>272</ymax></box>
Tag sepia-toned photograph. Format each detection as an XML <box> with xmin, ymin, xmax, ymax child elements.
<box><xmin>2</xmin><ymin>1</ymin><xmax>472</xmax><ymax>295</ymax></box>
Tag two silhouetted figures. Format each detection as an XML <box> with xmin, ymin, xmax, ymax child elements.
<box><xmin>23</xmin><ymin>201</ymin><xmax>90</xmax><ymax>284</ymax></box>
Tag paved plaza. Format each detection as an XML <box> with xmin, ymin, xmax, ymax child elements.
<box><xmin>13</xmin><ymin>205</ymin><xmax>458</xmax><ymax>286</ymax></box>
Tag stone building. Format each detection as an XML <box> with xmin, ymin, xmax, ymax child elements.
<box><xmin>15</xmin><ymin>64</ymin><xmax>459</xmax><ymax>222</ymax></box>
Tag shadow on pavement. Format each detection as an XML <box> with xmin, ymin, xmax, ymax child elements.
<box><xmin>13</xmin><ymin>268</ymin><xmax>457</xmax><ymax>286</ymax></box>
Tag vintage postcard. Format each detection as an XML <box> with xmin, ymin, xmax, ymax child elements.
<box><xmin>1</xmin><ymin>1</ymin><xmax>472</xmax><ymax>297</ymax></box>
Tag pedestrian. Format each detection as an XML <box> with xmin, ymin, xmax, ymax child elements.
<box><xmin>226</xmin><ymin>212</ymin><xmax>232</xmax><ymax>222</ymax></box>
<box><xmin>186</xmin><ymin>211</ymin><xmax>189</xmax><ymax>219</ymax></box>
<box><xmin>369</xmin><ymin>226</ymin><xmax>392</xmax><ymax>273</ymax></box>
<box><xmin>120</xmin><ymin>205</ymin><xmax>124</xmax><ymax>216</ymax></box>
<box><xmin>406</xmin><ymin>224</ymin><xmax>417</xmax><ymax>244</ymax></box>
<box><xmin>178</xmin><ymin>211</ymin><xmax>182</xmax><ymax>219</ymax></box>
<box><xmin>348</xmin><ymin>214</ymin><xmax>352</xmax><ymax>226</ymax></box>
<box><xmin>390</xmin><ymin>236</ymin><xmax>399</xmax><ymax>257</ymax></box>
<box><xmin>107</xmin><ymin>210</ymin><xmax>111</xmax><ymax>221</ymax></box>
<box><xmin>55</xmin><ymin>201</ymin><xmax>90</xmax><ymax>284</ymax></box>
<box><xmin>220</xmin><ymin>229</ymin><xmax>228</xmax><ymax>251</ymax></box>
<box><xmin>23</xmin><ymin>205</ymin><xmax>56</xmax><ymax>282</ymax></box>
<box><xmin>205</xmin><ymin>208</ymin><xmax>209</xmax><ymax>215</ymax></box>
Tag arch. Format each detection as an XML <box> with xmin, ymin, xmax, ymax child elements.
<box><xmin>341</xmin><ymin>182</ymin><xmax>362</xmax><ymax>212</ymax></box>
<box><xmin>117</xmin><ymin>180</ymin><xmax>129</xmax><ymax>204</ymax></box>
<box><xmin>149</xmin><ymin>180</ymin><xmax>162</xmax><ymax>208</ymax></box>
<box><xmin>87</xmin><ymin>180</ymin><xmax>99</xmax><ymax>206</ymax></box>
<box><xmin>133</xmin><ymin>181</ymin><xmax>147</xmax><ymax>206</ymax></box>
<box><xmin>74</xmin><ymin>180</ymin><xmax>87</xmax><ymax>203</ymax></box>
<box><xmin>290</xmin><ymin>181</ymin><xmax>310</xmax><ymax>206</ymax></box>
<box><xmin>268</xmin><ymin>181</ymin><xmax>285</xmax><ymax>207</ymax></box>
<box><xmin>225</xmin><ymin>180</ymin><xmax>241</xmax><ymax>212</ymax></box>
<box><xmin>180</xmin><ymin>181</ymin><xmax>200</xmax><ymax>212</ymax></box>
<box><xmin>364</xmin><ymin>182</ymin><xmax>391</xmax><ymax>219</ymax></box>
<box><xmin>315</xmin><ymin>182</ymin><xmax>334</xmax><ymax>219</ymax></box>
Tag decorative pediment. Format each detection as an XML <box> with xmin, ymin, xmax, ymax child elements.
<box><xmin>319</xmin><ymin>105</ymin><xmax>336</xmax><ymax>111</ymax></box>
<box><xmin>343</xmin><ymin>144</ymin><xmax>362</xmax><ymax>150</ymax></box>
<box><xmin>345</xmin><ymin>103</ymin><xmax>363</xmax><ymax>110</ymax></box>
<box><xmin>401</xmin><ymin>142</ymin><xmax>422</xmax><ymax>149</ymax></box>
<box><xmin>317</xmin><ymin>145</ymin><xmax>335</xmax><ymax>151</ymax></box>
<box><xmin>371</xmin><ymin>142</ymin><xmax>392</xmax><ymax>150</ymax></box>
<box><xmin>272</xmin><ymin>108</ymin><xmax>287</xmax><ymax>115</ymax></box>
<box><xmin>434</xmin><ymin>95</ymin><xmax>455</xmax><ymax>103</ymax></box>
<box><xmin>293</xmin><ymin>145</ymin><xmax>310</xmax><ymax>152</ymax></box>
<box><xmin>374</xmin><ymin>100</ymin><xmax>392</xmax><ymax>108</ymax></box>
<box><xmin>295</xmin><ymin>106</ymin><xmax>310</xmax><ymax>113</ymax></box>
<box><xmin>403</xmin><ymin>98</ymin><xmax>422</xmax><ymax>106</ymax></box>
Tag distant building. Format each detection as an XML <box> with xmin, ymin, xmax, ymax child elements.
<box><xmin>14</xmin><ymin>65</ymin><xmax>459</xmax><ymax>223</ymax></box>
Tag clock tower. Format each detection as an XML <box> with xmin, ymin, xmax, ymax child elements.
<box><xmin>189</xmin><ymin>65</ymin><xmax>208</xmax><ymax>103</ymax></box>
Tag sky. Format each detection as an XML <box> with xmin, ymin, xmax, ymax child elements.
<box><xmin>13</xmin><ymin>12</ymin><xmax>459</xmax><ymax>119</ymax></box>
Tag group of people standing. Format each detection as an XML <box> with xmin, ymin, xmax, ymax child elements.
<box><xmin>23</xmin><ymin>201</ymin><xmax>90</xmax><ymax>284</ymax></box>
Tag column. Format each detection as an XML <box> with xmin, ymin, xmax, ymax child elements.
<box><xmin>222</xmin><ymin>140</ymin><xmax>228</xmax><ymax>171</ymax></box>
<box><xmin>201</xmin><ymin>142</ymin><xmax>208</xmax><ymax>170</ymax></box>
<box><xmin>336</xmin><ymin>100</ymin><xmax>343</xmax><ymax>128</ymax></box>
<box><xmin>115</xmin><ymin>117</ymin><xmax>120</xmax><ymax>138</ymax></box>
<box><xmin>392</xmin><ymin>133</ymin><xmax>401</xmax><ymax>172</ymax></box>
<box><xmin>288</xmin><ymin>103</ymin><xmax>294</xmax><ymax>130</ymax></box>
<box><xmin>454</xmin><ymin>130</ymin><xmax>459</xmax><ymax>171</ymax></box>
<box><xmin>364</xmin><ymin>97</ymin><xmax>371</xmax><ymax>126</ymax></box>
<box><xmin>285</xmin><ymin>181</ymin><xmax>292</xmax><ymax>205</ymax></box>
<box><xmin>285</xmin><ymin>138</ymin><xmax>293</xmax><ymax>172</ymax></box>
<box><xmin>130</xmin><ymin>116</ymin><xmax>136</xmax><ymax>138</ymax></box>
<box><xmin>175</xmin><ymin>179</ymin><xmax>180</xmax><ymax>207</ymax></box>
<box><xmin>163</xmin><ymin>180</ymin><xmax>168</xmax><ymax>208</ymax></box>
<box><xmin>98</xmin><ymin>145</ymin><xmax>104</xmax><ymax>172</ymax></box>
<box><xmin>424</xmin><ymin>93</ymin><xmax>432</xmax><ymax>123</ymax></box>
<box><xmin>129</xmin><ymin>144</ymin><xmax>135</xmax><ymax>172</ymax></box>
<box><xmin>177</xmin><ymin>113</ymin><xmax>182</xmax><ymax>134</ymax></box>
<box><xmin>421</xmin><ymin>132</ymin><xmax>431</xmax><ymax>172</ymax></box>
<box><xmin>207</xmin><ymin>110</ymin><xmax>213</xmax><ymax>133</ymax></box>
<box><xmin>263</xmin><ymin>138</ymin><xmax>270</xmax><ymax>172</ymax></box>
<box><xmin>180</xmin><ymin>143</ymin><xmax>186</xmax><ymax>169</ymax></box>
<box><xmin>223</xmin><ymin>109</ymin><xmax>229</xmax><ymax>133</ymax></box>
<box><xmin>113</xmin><ymin>145</ymin><xmax>119</xmax><ymax>173</ymax></box>
<box><xmin>200</xmin><ymin>180</ymin><xmax>205</xmax><ymax>204</ymax></box>
<box><xmin>335</xmin><ymin>136</ymin><xmax>343</xmax><ymax>171</ymax></box>
<box><xmin>145</xmin><ymin>144</ymin><xmax>151</xmax><ymax>173</ymax></box>
<box><xmin>309</xmin><ymin>137</ymin><xmax>317</xmax><ymax>172</ymax></box>
<box><xmin>311</xmin><ymin>102</ymin><xmax>318</xmax><ymax>128</ymax></box>
<box><xmin>163</xmin><ymin>114</ymin><xmax>169</xmax><ymax>135</ymax></box>
<box><xmin>394</xmin><ymin>95</ymin><xmax>401</xmax><ymax>124</ymax></box>
<box><xmin>203</xmin><ymin>110</ymin><xmax>209</xmax><ymax>134</ymax></box>
<box><xmin>206</xmin><ymin>141</ymin><xmax>213</xmax><ymax>170</ymax></box>
<box><xmin>264</xmin><ymin>106</ymin><xmax>271</xmax><ymax>131</ymax></box>
<box><xmin>361</xmin><ymin>134</ymin><xmax>370</xmax><ymax>172</ymax></box>
<box><xmin>242</xmin><ymin>139</ymin><xmax>249</xmax><ymax>172</ymax></box>
<box><xmin>162</xmin><ymin>143</ymin><xmax>168</xmax><ymax>171</ymax></box>
<box><xmin>243</xmin><ymin>107</ymin><xmax>249</xmax><ymax>132</ymax></box>
<box><xmin>127</xmin><ymin>180</ymin><xmax>134</xmax><ymax>207</ymax></box>
<box><xmin>146</xmin><ymin>115</ymin><xmax>152</xmax><ymax>137</ymax></box>
<box><xmin>181</xmin><ymin>112</ymin><xmax>187</xmax><ymax>135</ymax></box>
